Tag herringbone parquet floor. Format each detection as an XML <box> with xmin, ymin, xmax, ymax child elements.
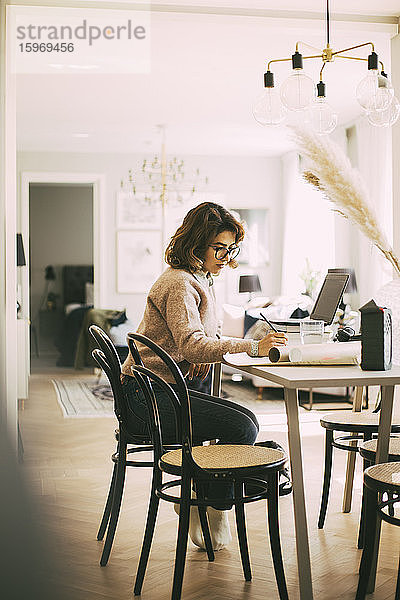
<box><xmin>16</xmin><ymin>370</ymin><xmax>400</xmax><ymax>600</ymax></box>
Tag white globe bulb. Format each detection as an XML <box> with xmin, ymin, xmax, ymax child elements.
<box><xmin>253</xmin><ymin>88</ymin><xmax>287</xmax><ymax>126</ymax></box>
<box><xmin>367</xmin><ymin>96</ymin><xmax>400</xmax><ymax>127</ymax></box>
<box><xmin>308</xmin><ymin>98</ymin><xmax>338</xmax><ymax>134</ymax></box>
<box><xmin>280</xmin><ymin>71</ymin><xmax>315</xmax><ymax>111</ymax></box>
<box><xmin>356</xmin><ymin>71</ymin><xmax>394</xmax><ymax>112</ymax></box>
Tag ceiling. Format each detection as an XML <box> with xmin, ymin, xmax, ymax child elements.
<box><xmin>15</xmin><ymin>1</ymin><xmax>399</xmax><ymax>157</ymax></box>
<box><xmin>80</xmin><ymin>1</ymin><xmax>400</xmax><ymax>18</ymax></box>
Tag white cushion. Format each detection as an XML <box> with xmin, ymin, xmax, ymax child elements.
<box><xmin>221</xmin><ymin>304</ymin><xmax>245</xmax><ymax>338</ymax></box>
<box><xmin>109</xmin><ymin>319</ymin><xmax>136</xmax><ymax>346</ymax></box>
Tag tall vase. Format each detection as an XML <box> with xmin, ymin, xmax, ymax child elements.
<box><xmin>374</xmin><ymin>278</ymin><xmax>400</xmax><ymax>366</ymax></box>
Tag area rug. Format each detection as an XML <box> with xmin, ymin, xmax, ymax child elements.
<box><xmin>52</xmin><ymin>378</ymin><xmax>115</xmax><ymax>418</ymax></box>
<box><xmin>51</xmin><ymin>376</ymin><xmax>320</xmax><ymax>426</ymax></box>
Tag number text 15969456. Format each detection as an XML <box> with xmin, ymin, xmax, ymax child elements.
<box><xmin>19</xmin><ymin>42</ymin><xmax>75</xmax><ymax>52</ymax></box>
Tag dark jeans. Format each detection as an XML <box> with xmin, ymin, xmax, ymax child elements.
<box><xmin>121</xmin><ymin>374</ymin><xmax>259</xmax><ymax>509</ymax></box>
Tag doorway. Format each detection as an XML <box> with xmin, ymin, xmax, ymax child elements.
<box><xmin>29</xmin><ymin>183</ymin><xmax>94</xmax><ymax>368</ymax></box>
<box><xmin>20</xmin><ymin>171</ymin><xmax>105</xmax><ymax>376</ymax></box>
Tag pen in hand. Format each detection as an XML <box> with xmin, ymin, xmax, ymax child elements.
<box><xmin>259</xmin><ymin>313</ymin><xmax>288</xmax><ymax>348</ymax></box>
<box><xmin>259</xmin><ymin>313</ymin><xmax>279</xmax><ymax>332</ymax></box>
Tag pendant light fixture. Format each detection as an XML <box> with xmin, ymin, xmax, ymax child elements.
<box><xmin>253</xmin><ymin>71</ymin><xmax>287</xmax><ymax>125</ymax></box>
<box><xmin>253</xmin><ymin>0</ymin><xmax>399</xmax><ymax>133</ymax></box>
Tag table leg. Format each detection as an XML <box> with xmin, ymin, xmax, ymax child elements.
<box><xmin>211</xmin><ymin>362</ymin><xmax>222</xmax><ymax>397</ymax></box>
<box><xmin>284</xmin><ymin>388</ymin><xmax>313</xmax><ymax>600</ymax></box>
<box><xmin>342</xmin><ymin>386</ymin><xmax>364</xmax><ymax>513</ymax></box>
<box><xmin>367</xmin><ymin>385</ymin><xmax>394</xmax><ymax>593</ymax></box>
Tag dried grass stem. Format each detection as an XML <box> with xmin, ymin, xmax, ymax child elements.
<box><xmin>294</xmin><ymin>128</ymin><xmax>400</xmax><ymax>278</ymax></box>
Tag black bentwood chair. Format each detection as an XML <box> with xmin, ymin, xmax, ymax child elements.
<box><xmin>357</xmin><ymin>437</ymin><xmax>400</xmax><ymax>548</ymax></box>
<box><xmin>318</xmin><ymin>408</ymin><xmax>400</xmax><ymax>534</ymax></box>
<box><xmin>127</xmin><ymin>332</ymin><xmax>289</xmax><ymax>600</ymax></box>
<box><xmin>355</xmin><ymin>462</ymin><xmax>400</xmax><ymax>600</ymax></box>
<box><xmin>89</xmin><ymin>325</ymin><xmax>179</xmax><ymax>567</ymax></box>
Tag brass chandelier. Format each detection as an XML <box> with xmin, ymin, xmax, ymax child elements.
<box><xmin>120</xmin><ymin>125</ymin><xmax>208</xmax><ymax>207</ymax></box>
<box><xmin>253</xmin><ymin>0</ymin><xmax>399</xmax><ymax>133</ymax></box>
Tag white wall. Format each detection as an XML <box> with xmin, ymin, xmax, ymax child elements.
<box><xmin>18</xmin><ymin>152</ymin><xmax>283</xmax><ymax>324</ymax></box>
<box><xmin>392</xmin><ymin>33</ymin><xmax>400</xmax><ymax>265</ymax></box>
<box><xmin>29</xmin><ymin>184</ymin><xmax>93</xmax><ymax>317</ymax></box>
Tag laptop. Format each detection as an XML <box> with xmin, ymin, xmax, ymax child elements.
<box><xmin>265</xmin><ymin>272</ymin><xmax>350</xmax><ymax>328</ymax></box>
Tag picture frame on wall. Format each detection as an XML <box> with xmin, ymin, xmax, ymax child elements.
<box><xmin>229</xmin><ymin>207</ymin><xmax>270</xmax><ymax>266</ymax></box>
<box><xmin>117</xmin><ymin>229</ymin><xmax>162</xmax><ymax>294</ymax></box>
<box><xmin>116</xmin><ymin>191</ymin><xmax>162</xmax><ymax>230</ymax></box>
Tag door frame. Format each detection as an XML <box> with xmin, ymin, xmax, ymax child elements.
<box><xmin>20</xmin><ymin>171</ymin><xmax>105</xmax><ymax>371</ymax></box>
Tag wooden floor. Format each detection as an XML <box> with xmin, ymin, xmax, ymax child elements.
<box><xmin>17</xmin><ymin>368</ymin><xmax>400</xmax><ymax>600</ymax></box>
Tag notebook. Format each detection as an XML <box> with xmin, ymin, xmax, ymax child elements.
<box><xmin>266</xmin><ymin>272</ymin><xmax>350</xmax><ymax>328</ymax></box>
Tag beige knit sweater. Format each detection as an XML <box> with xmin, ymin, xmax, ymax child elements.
<box><xmin>122</xmin><ymin>267</ymin><xmax>253</xmax><ymax>383</ymax></box>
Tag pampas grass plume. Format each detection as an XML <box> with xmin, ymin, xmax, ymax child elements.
<box><xmin>292</xmin><ymin>126</ymin><xmax>400</xmax><ymax>276</ymax></box>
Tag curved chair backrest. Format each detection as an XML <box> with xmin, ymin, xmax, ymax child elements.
<box><xmin>91</xmin><ymin>348</ymin><xmax>125</xmax><ymax>424</ymax></box>
<box><xmin>127</xmin><ymin>333</ymin><xmax>193</xmax><ymax>462</ymax></box>
<box><xmin>90</xmin><ymin>326</ymin><xmax>139</xmax><ymax>434</ymax></box>
<box><xmin>89</xmin><ymin>325</ymin><xmax>121</xmax><ymax>374</ymax></box>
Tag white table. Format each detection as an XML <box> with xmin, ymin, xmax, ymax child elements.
<box><xmin>221</xmin><ymin>358</ymin><xmax>400</xmax><ymax>600</ymax></box>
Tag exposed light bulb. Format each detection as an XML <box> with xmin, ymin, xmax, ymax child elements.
<box><xmin>280</xmin><ymin>71</ymin><xmax>315</xmax><ymax>111</ymax></box>
<box><xmin>356</xmin><ymin>71</ymin><xmax>394</xmax><ymax>112</ymax></box>
<box><xmin>367</xmin><ymin>96</ymin><xmax>400</xmax><ymax>127</ymax></box>
<box><xmin>308</xmin><ymin>97</ymin><xmax>338</xmax><ymax>134</ymax></box>
<box><xmin>253</xmin><ymin>88</ymin><xmax>287</xmax><ymax>126</ymax></box>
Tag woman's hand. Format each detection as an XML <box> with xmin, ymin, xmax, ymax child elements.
<box><xmin>258</xmin><ymin>331</ymin><xmax>288</xmax><ymax>357</ymax></box>
<box><xmin>187</xmin><ymin>363</ymin><xmax>211</xmax><ymax>381</ymax></box>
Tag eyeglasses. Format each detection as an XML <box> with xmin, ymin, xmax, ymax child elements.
<box><xmin>209</xmin><ymin>244</ymin><xmax>240</xmax><ymax>261</ymax></box>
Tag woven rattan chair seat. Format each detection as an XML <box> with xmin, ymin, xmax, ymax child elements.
<box><xmin>361</xmin><ymin>437</ymin><xmax>400</xmax><ymax>457</ymax></box>
<box><xmin>320</xmin><ymin>410</ymin><xmax>400</xmax><ymax>428</ymax></box>
<box><xmin>162</xmin><ymin>444</ymin><xmax>285</xmax><ymax>470</ymax></box>
<box><xmin>365</xmin><ymin>461</ymin><xmax>400</xmax><ymax>488</ymax></box>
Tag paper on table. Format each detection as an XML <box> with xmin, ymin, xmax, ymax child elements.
<box><xmin>224</xmin><ymin>341</ymin><xmax>361</xmax><ymax>367</ymax></box>
<box><xmin>288</xmin><ymin>341</ymin><xmax>361</xmax><ymax>365</ymax></box>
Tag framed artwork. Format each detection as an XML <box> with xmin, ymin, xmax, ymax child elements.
<box><xmin>117</xmin><ymin>230</ymin><xmax>162</xmax><ymax>294</ymax></box>
<box><xmin>116</xmin><ymin>191</ymin><xmax>162</xmax><ymax>230</ymax></box>
<box><xmin>229</xmin><ymin>208</ymin><xmax>270</xmax><ymax>266</ymax></box>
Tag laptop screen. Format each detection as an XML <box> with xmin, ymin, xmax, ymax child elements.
<box><xmin>310</xmin><ymin>272</ymin><xmax>350</xmax><ymax>325</ymax></box>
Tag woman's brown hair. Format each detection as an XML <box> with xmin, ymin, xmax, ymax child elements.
<box><xmin>165</xmin><ymin>202</ymin><xmax>245</xmax><ymax>272</ymax></box>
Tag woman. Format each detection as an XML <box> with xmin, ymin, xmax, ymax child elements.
<box><xmin>121</xmin><ymin>202</ymin><xmax>287</xmax><ymax>550</ymax></box>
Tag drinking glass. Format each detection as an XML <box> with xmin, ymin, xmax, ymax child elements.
<box><xmin>300</xmin><ymin>320</ymin><xmax>324</xmax><ymax>344</ymax></box>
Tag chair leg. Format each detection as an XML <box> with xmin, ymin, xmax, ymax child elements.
<box><xmin>358</xmin><ymin>458</ymin><xmax>372</xmax><ymax>549</ymax></box>
<box><xmin>171</xmin><ymin>474</ymin><xmax>191</xmax><ymax>600</ymax></box>
<box><xmin>318</xmin><ymin>429</ymin><xmax>334</xmax><ymax>529</ymax></box>
<box><xmin>195</xmin><ymin>483</ymin><xmax>214</xmax><ymax>562</ymax></box>
<box><xmin>100</xmin><ymin>440</ymin><xmax>127</xmax><ymax>566</ymax></box>
<box><xmin>395</xmin><ymin>554</ymin><xmax>400</xmax><ymax>600</ymax></box>
<box><xmin>355</xmin><ymin>486</ymin><xmax>379</xmax><ymax>600</ymax></box>
<box><xmin>267</xmin><ymin>472</ymin><xmax>288</xmax><ymax>600</ymax></box>
<box><xmin>388</xmin><ymin>492</ymin><xmax>395</xmax><ymax>518</ymax></box>
<box><xmin>234</xmin><ymin>481</ymin><xmax>251</xmax><ymax>581</ymax></box>
<box><xmin>134</xmin><ymin>471</ymin><xmax>161</xmax><ymax>596</ymax></box>
<box><xmin>357</xmin><ymin>490</ymin><xmax>367</xmax><ymax>550</ymax></box>
<box><xmin>97</xmin><ymin>462</ymin><xmax>117</xmax><ymax>541</ymax></box>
